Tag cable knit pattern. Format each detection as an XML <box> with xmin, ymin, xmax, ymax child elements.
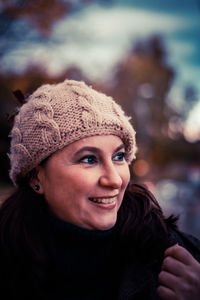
<box><xmin>9</xmin><ymin>79</ymin><xmax>137</xmax><ymax>185</ymax></box>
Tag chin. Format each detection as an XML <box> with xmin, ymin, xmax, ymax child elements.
<box><xmin>93</xmin><ymin>216</ymin><xmax>117</xmax><ymax>231</ymax></box>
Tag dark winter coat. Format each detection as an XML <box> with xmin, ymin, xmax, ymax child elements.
<box><xmin>118</xmin><ymin>230</ymin><xmax>200</xmax><ymax>299</ymax></box>
<box><xmin>0</xmin><ymin>217</ymin><xmax>200</xmax><ymax>300</ymax></box>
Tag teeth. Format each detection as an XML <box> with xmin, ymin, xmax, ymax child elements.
<box><xmin>89</xmin><ymin>197</ymin><xmax>116</xmax><ymax>204</ymax></box>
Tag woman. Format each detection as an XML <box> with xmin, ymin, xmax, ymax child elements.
<box><xmin>0</xmin><ymin>79</ymin><xmax>199</xmax><ymax>299</ymax></box>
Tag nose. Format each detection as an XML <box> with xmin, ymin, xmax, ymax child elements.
<box><xmin>99</xmin><ymin>163</ymin><xmax>122</xmax><ymax>189</ymax></box>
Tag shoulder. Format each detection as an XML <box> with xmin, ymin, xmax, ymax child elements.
<box><xmin>169</xmin><ymin>229</ymin><xmax>200</xmax><ymax>262</ymax></box>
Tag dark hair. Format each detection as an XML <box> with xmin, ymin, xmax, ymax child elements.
<box><xmin>118</xmin><ymin>183</ymin><xmax>178</xmax><ymax>260</ymax></box>
<box><xmin>0</xmin><ymin>183</ymin><xmax>52</xmax><ymax>296</ymax></box>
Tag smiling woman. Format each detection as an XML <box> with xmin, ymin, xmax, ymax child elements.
<box><xmin>0</xmin><ymin>79</ymin><xmax>200</xmax><ymax>300</ymax></box>
<box><xmin>34</xmin><ymin>135</ymin><xmax>130</xmax><ymax>231</ymax></box>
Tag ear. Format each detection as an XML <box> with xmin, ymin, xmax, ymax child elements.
<box><xmin>29</xmin><ymin>166</ymin><xmax>45</xmax><ymax>194</ymax></box>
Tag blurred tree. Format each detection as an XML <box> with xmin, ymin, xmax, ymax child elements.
<box><xmin>0</xmin><ymin>0</ymin><xmax>71</xmax><ymax>36</ymax></box>
<box><xmin>182</xmin><ymin>86</ymin><xmax>198</xmax><ymax>119</ymax></box>
<box><xmin>0</xmin><ymin>0</ymin><xmax>70</xmax><ymax>61</ymax></box>
<box><xmin>108</xmin><ymin>36</ymin><xmax>174</xmax><ymax>147</ymax></box>
<box><xmin>0</xmin><ymin>0</ymin><xmax>98</xmax><ymax>63</ymax></box>
<box><xmin>105</xmin><ymin>35</ymin><xmax>200</xmax><ymax>182</ymax></box>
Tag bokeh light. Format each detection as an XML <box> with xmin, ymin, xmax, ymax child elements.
<box><xmin>133</xmin><ymin>159</ymin><xmax>150</xmax><ymax>177</ymax></box>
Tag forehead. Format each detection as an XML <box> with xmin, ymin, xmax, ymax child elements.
<box><xmin>59</xmin><ymin>135</ymin><xmax>124</xmax><ymax>155</ymax></box>
<box><xmin>73</xmin><ymin>135</ymin><xmax>123</xmax><ymax>146</ymax></box>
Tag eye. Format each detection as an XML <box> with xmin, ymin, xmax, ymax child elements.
<box><xmin>80</xmin><ymin>155</ymin><xmax>97</xmax><ymax>165</ymax></box>
<box><xmin>113</xmin><ymin>152</ymin><xmax>125</xmax><ymax>162</ymax></box>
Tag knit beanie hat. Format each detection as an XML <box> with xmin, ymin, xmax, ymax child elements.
<box><xmin>9</xmin><ymin>79</ymin><xmax>137</xmax><ymax>185</ymax></box>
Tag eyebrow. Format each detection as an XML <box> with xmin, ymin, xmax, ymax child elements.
<box><xmin>74</xmin><ymin>143</ymin><xmax>125</xmax><ymax>156</ymax></box>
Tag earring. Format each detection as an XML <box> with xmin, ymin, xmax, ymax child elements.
<box><xmin>35</xmin><ymin>184</ymin><xmax>40</xmax><ymax>191</ymax></box>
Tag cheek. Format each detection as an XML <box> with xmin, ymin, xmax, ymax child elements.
<box><xmin>60</xmin><ymin>171</ymin><xmax>96</xmax><ymax>197</ymax></box>
<box><xmin>117</xmin><ymin>167</ymin><xmax>130</xmax><ymax>208</ymax></box>
<box><xmin>122</xmin><ymin>165</ymin><xmax>130</xmax><ymax>188</ymax></box>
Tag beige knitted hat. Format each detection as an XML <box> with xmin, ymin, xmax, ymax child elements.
<box><xmin>9</xmin><ymin>79</ymin><xmax>136</xmax><ymax>185</ymax></box>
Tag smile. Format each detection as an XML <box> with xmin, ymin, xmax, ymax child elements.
<box><xmin>88</xmin><ymin>197</ymin><xmax>117</xmax><ymax>204</ymax></box>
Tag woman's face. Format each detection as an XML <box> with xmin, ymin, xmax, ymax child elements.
<box><xmin>36</xmin><ymin>135</ymin><xmax>130</xmax><ymax>230</ymax></box>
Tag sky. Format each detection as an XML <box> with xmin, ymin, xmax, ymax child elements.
<box><xmin>2</xmin><ymin>0</ymin><xmax>200</xmax><ymax>140</ymax></box>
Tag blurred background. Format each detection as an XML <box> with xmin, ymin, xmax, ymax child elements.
<box><xmin>0</xmin><ymin>0</ymin><xmax>200</xmax><ymax>237</ymax></box>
